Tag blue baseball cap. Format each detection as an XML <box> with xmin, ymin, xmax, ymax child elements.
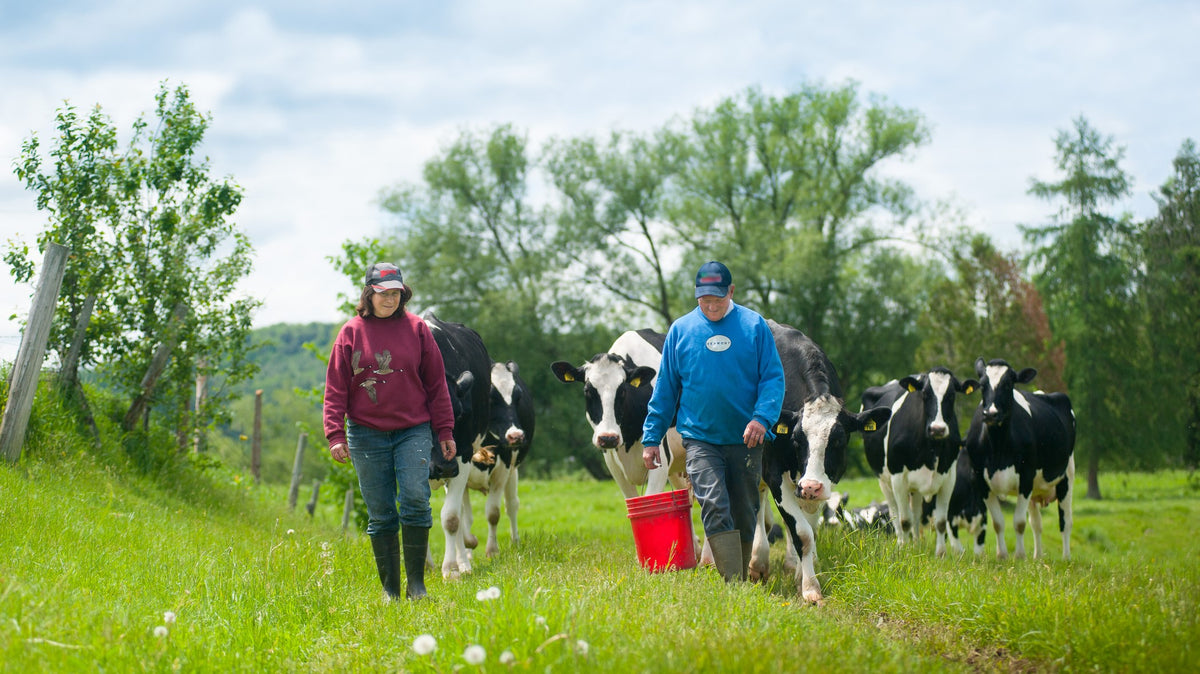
<box><xmin>695</xmin><ymin>261</ymin><xmax>732</xmax><ymax>298</ymax></box>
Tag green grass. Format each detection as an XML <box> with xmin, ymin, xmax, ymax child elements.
<box><xmin>2</xmin><ymin>452</ymin><xmax>1197</xmax><ymax>672</ymax></box>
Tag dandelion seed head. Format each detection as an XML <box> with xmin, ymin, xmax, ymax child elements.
<box><xmin>475</xmin><ymin>585</ymin><xmax>502</xmax><ymax>601</ymax></box>
<box><xmin>463</xmin><ymin>644</ymin><xmax>486</xmax><ymax>665</ymax></box>
<box><xmin>163</xmin><ymin>611</ymin><xmax>176</xmax><ymax>624</ymax></box>
<box><xmin>535</xmin><ymin>615</ymin><xmax>546</xmax><ymax>627</ymax></box>
<box><xmin>499</xmin><ymin>650</ymin><xmax>515</xmax><ymax>665</ymax></box>
<box><xmin>153</xmin><ymin>625</ymin><xmax>168</xmax><ymax>638</ymax></box>
<box><xmin>286</xmin><ymin>529</ymin><xmax>295</xmax><ymax>535</ymax></box>
<box><xmin>412</xmin><ymin>634</ymin><xmax>437</xmax><ymax>655</ymax></box>
<box><xmin>576</xmin><ymin>640</ymin><xmax>589</xmax><ymax>656</ymax></box>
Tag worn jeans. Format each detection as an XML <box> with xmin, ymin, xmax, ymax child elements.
<box><xmin>684</xmin><ymin>438</ymin><xmax>762</xmax><ymax>545</ymax></box>
<box><xmin>346</xmin><ymin>420</ymin><xmax>434</xmax><ymax>535</ymax></box>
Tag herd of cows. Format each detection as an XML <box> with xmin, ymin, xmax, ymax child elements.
<box><xmin>420</xmin><ymin>311</ymin><xmax>1077</xmax><ymax>605</ymax></box>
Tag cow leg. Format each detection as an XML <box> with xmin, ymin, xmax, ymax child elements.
<box><xmin>484</xmin><ymin>465</ymin><xmax>509</xmax><ymax>558</ymax></box>
<box><xmin>747</xmin><ymin>485</ymin><xmax>772</xmax><ymax>582</ymax></box>
<box><xmin>603</xmin><ymin>449</ymin><xmax>639</xmax><ymax>499</ymax></box>
<box><xmin>985</xmin><ymin>492</ymin><xmax>1007</xmax><ymax>559</ymax></box>
<box><xmin>932</xmin><ymin>475</ymin><xmax>955</xmax><ymax>557</ymax></box>
<box><xmin>1028</xmin><ymin>497</ymin><xmax>1045</xmax><ymax>559</ymax></box>
<box><xmin>888</xmin><ymin>473</ymin><xmax>914</xmax><ymax>544</ymax></box>
<box><xmin>439</xmin><ymin>472</ymin><xmax>472</xmax><ymax>579</ymax></box>
<box><xmin>794</xmin><ymin>509</ymin><xmax>824</xmax><ymax>604</ymax></box>
<box><xmin>645</xmin><ymin>464</ymin><xmax>670</xmax><ymax>495</ymax></box>
<box><xmin>878</xmin><ymin>475</ymin><xmax>903</xmax><ymax>545</ymax></box>
<box><xmin>505</xmin><ymin>465</ymin><xmax>521</xmax><ymax>546</ymax></box>
<box><xmin>947</xmin><ymin>522</ymin><xmax>965</xmax><ymax>554</ymax></box>
<box><xmin>462</xmin><ymin>489</ymin><xmax>478</xmax><ymax>550</ymax></box>
<box><xmin>1011</xmin><ymin>493</ymin><xmax>1031</xmax><ymax>560</ymax></box>
<box><xmin>1059</xmin><ymin>456</ymin><xmax>1075</xmax><ymax>560</ymax></box>
<box><xmin>972</xmin><ymin>523</ymin><xmax>987</xmax><ymax>556</ymax></box>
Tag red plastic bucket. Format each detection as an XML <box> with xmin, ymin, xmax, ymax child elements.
<box><xmin>625</xmin><ymin>489</ymin><xmax>697</xmax><ymax>572</ymax></box>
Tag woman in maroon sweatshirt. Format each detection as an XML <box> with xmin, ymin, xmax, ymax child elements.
<box><xmin>324</xmin><ymin>262</ymin><xmax>456</xmax><ymax>601</ymax></box>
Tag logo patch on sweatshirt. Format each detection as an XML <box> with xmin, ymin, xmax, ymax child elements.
<box><xmin>706</xmin><ymin>335</ymin><xmax>731</xmax><ymax>352</ymax></box>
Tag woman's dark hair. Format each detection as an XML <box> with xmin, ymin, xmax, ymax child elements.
<box><xmin>355</xmin><ymin>284</ymin><xmax>413</xmax><ymax>318</ymax></box>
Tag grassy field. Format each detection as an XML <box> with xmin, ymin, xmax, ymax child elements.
<box><xmin>1</xmin><ymin>450</ymin><xmax>1197</xmax><ymax>673</ymax></box>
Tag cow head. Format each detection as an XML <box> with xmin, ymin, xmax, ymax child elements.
<box><xmin>552</xmin><ymin>354</ymin><xmax>657</xmax><ymax>451</ymax></box>
<box><xmin>777</xmin><ymin>394</ymin><xmax>892</xmax><ymax>502</ymax></box>
<box><xmin>897</xmin><ymin>367</ymin><xmax>979</xmax><ymax>440</ymax></box>
<box><xmin>974</xmin><ymin>357</ymin><xmax>1036</xmax><ymax>428</ymax></box>
<box><xmin>488</xmin><ymin>361</ymin><xmax>530</xmax><ymax>450</ymax></box>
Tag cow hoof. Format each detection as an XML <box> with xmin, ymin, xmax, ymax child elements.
<box><xmin>486</xmin><ymin>544</ymin><xmax>499</xmax><ymax>558</ymax></box>
<box><xmin>802</xmin><ymin>590</ymin><xmax>825</xmax><ymax>605</ymax></box>
<box><xmin>443</xmin><ymin>568</ymin><xmax>461</xmax><ymax>581</ymax></box>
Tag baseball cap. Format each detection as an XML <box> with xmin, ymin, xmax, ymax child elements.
<box><xmin>366</xmin><ymin>262</ymin><xmax>405</xmax><ymax>291</ymax></box>
<box><xmin>694</xmin><ymin>261</ymin><xmax>732</xmax><ymax>298</ymax></box>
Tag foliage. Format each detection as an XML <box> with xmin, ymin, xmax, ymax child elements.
<box><xmin>8</xmin><ymin>82</ymin><xmax>260</xmax><ymax>450</ymax></box>
<box><xmin>1022</xmin><ymin>117</ymin><xmax>1142</xmax><ymax>494</ymax></box>
<box><xmin>1141</xmin><ymin>140</ymin><xmax>1200</xmax><ymax>468</ymax></box>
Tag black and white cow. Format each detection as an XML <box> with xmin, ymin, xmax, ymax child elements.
<box><xmin>458</xmin><ymin>360</ymin><xmax>535</xmax><ymax>560</ymax></box>
<box><xmin>551</xmin><ymin>330</ymin><xmax>688</xmax><ymax>499</ymax></box>
<box><xmin>965</xmin><ymin>358</ymin><xmax>1076</xmax><ymax>560</ymax></box>
<box><xmin>422</xmin><ymin>312</ymin><xmax>492</xmax><ymax>579</ymax></box>
<box><xmin>750</xmin><ymin>320</ymin><xmax>892</xmax><ymax>604</ymax></box>
<box><xmin>860</xmin><ymin>368</ymin><xmax>978</xmax><ymax>556</ymax></box>
<box><xmin>943</xmin><ymin>444</ymin><xmax>988</xmax><ymax>555</ymax></box>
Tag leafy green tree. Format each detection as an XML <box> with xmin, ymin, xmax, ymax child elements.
<box><xmin>8</xmin><ymin>103</ymin><xmax>121</xmax><ymax>386</ymax></box>
<box><xmin>10</xmin><ymin>83</ymin><xmax>259</xmax><ymax>455</ymax></box>
<box><xmin>1022</xmin><ymin>116</ymin><xmax>1140</xmax><ymax>498</ymax></box>
<box><xmin>1141</xmin><ymin>140</ymin><xmax>1200</xmax><ymax>467</ymax></box>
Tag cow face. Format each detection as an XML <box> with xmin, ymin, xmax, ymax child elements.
<box><xmin>552</xmin><ymin>355</ymin><xmax>657</xmax><ymax>451</ymax></box>
<box><xmin>898</xmin><ymin>368</ymin><xmax>978</xmax><ymax>440</ymax></box>
<box><xmin>488</xmin><ymin>361</ymin><xmax>529</xmax><ymax>449</ymax></box>
<box><xmin>782</xmin><ymin>394</ymin><xmax>892</xmax><ymax>502</ymax></box>
<box><xmin>974</xmin><ymin>357</ymin><xmax>1036</xmax><ymax>428</ymax></box>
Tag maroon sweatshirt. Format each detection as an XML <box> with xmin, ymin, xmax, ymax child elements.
<box><xmin>323</xmin><ymin>311</ymin><xmax>455</xmax><ymax>449</ymax></box>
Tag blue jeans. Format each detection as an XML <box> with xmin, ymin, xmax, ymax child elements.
<box><xmin>684</xmin><ymin>439</ymin><xmax>762</xmax><ymax>544</ymax></box>
<box><xmin>346</xmin><ymin>421</ymin><xmax>434</xmax><ymax>535</ymax></box>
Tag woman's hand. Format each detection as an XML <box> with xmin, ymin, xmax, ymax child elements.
<box><xmin>330</xmin><ymin>442</ymin><xmax>349</xmax><ymax>464</ymax></box>
<box><xmin>440</xmin><ymin>439</ymin><xmax>457</xmax><ymax>461</ymax></box>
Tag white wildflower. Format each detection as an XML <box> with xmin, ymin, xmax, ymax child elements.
<box><xmin>499</xmin><ymin>650</ymin><xmax>515</xmax><ymax>665</ymax></box>
<box><xmin>412</xmin><ymin>634</ymin><xmax>437</xmax><ymax>655</ymax></box>
<box><xmin>153</xmin><ymin>626</ymin><xmax>168</xmax><ymax>638</ymax></box>
<box><xmin>163</xmin><ymin>611</ymin><xmax>176</xmax><ymax>624</ymax></box>
<box><xmin>575</xmin><ymin>640</ymin><xmax>589</xmax><ymax>656</ymax></box>
<box><xmin>287</xmin><ymin>529</ymin><xmax>295</xmax><ymax>535</ymax></box>
<box><xmin>535</xmin><ymin>615</ymin><xmax>547</xmax><ymax>627</ymax></box>
<box><xmin>475</xmin><ymin>586</ymin><xmax>501</xmax><ymax>601</ymax></box>
<box><xmin>463</xmin><ymin>644</ymin><xmax>486</xmax><ymax>665</ymax></box>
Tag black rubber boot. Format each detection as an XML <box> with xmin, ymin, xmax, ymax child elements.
<box><xmin>402</xmin><ymin>525</ymin><xmax>430</xmax><ymax>601</ymax></box>
<box><xmin>708</xmin><ymin>529</ymin><xmax>743</xmax><ymax>582</ymax></box>
<box><xmin>370</xmin><ymin>533</ymin><xmax>402</xmax><ymax>601</ymax></box>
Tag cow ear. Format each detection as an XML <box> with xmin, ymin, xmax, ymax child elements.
<box><xmin>899</xmin><ymin>375</ymin><xmax>920</xmax><ymax>393</ymax></box>
<box><xmin>551</xmin><ymin>361</ymin><xmax>582</xmax><ymax>384</ymax></box>
<box><xmin>1016</xmin><ymin>368</ymin><xmax>1037</xmax><ymax>384</ymax></box>
<box><xmin>960</xmin><ymin>379</ymin><xmax>979</xmax><ymax>396</ymax></box>
<box><xmin>627</xmin><ymin>365</ymin><xmax>657</xmax><ymax>388</ymax></box>
<box><xmin>455</xmin><ymin>371</ymin><xmax>475</xmax><ymax>394</ymax></box>
<box><xmin>855</xmin><ymin>406</ymin><xmax>892</xmax><ymax>433</ymax></box>
<box><xmin>975</xmin><ymin>357</ymin><xmax>986</xmax><ymax>377</ymax></box>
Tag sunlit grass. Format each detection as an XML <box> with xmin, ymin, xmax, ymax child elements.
<box><xmin>2</xmin><ymin>454</ymin><xmax>1197</xmax><ymax>672</ymax></box>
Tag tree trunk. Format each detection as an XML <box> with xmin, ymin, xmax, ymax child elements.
<box><xmin>58</xmin><ymin>294</ymin><xmax>95</xmax><ymax>391</ymax></box>
<box><xmin>1086</xmin><ymin>451</ymin><xmax>1102</xmax><ymax>500</ymax></box>
<box><xmin>122</xmin><ymin>302</ymin><xmax>189</xmax><ymax>432</ymax></box>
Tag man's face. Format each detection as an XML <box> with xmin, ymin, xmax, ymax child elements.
<box><xmin>697</xmin><ymin>286</ymin><xmax>733</xmax><ymax>322</ymax></box>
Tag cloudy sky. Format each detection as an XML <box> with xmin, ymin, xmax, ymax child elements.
<box><xmin>1</xmin><ymin>0</ymin><xmax>1197</xmax><ymax>351</ymax></box>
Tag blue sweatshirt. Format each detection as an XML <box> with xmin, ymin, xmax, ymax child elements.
<box><xmin>642</xmin><ymin>302</ymin><xmax>786</xmax><ymax>447</ymax></box>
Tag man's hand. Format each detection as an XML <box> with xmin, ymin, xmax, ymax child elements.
<box><xmin>642</xmin><ymin>444</ymin><xmax>662</xmax><ymax>470</ymax></box>
<box><xmin>743</xmin><ymin>419</ymin><xmax>767</xmax><ymax>448</ymax></box>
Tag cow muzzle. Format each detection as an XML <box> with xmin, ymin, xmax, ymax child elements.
<box><xmin>595</xmin><ymin>433</ymin><xmax>620</xmax><ymax>449</ymax></box>
<box><xmin>928</xmin><ymin>422</ymin><xmax>949</xmax><ymax>439</ymax></box>
<box><xmin>797</xmin><ymin>477</ymin><xmax>827</xmax><ymax>501</ymax></box>
<box><xmin>505</xmin><ymin>429</ymin><xmax>526</xmax><ymax>447</ymax></box>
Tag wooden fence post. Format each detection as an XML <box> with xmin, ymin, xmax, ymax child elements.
<box><xmin>58</xmin><ymin>293</ymin><xmax>95</xmax><ymax>391</ymax></box>
<box><xmin>305</xmin><ymin>478</ymin><xmax>321</xmax><ymax>517</ymax></box>
<box><xmin>251</xmin><ymin>389</ymin><xmax>263</xmax><ymax>484</ymax></box>
<box><xmin>342</xmin><ymin>488</ymin><xmax>355</xmax><ymax>532</ymax></box>
<box><xmin>287</xmin><ymin>431</ymin><xmax>307</xmax><ymax>510</ymax></box>
<box><xmin>1</xmin><ymin>243</ymin><xmax>69</xmax><ymax>464</ymax></box>
<box><xmin>193</xmin><ymin>359</ymin><xmax>207</xmax><ymax>454</ymax></box>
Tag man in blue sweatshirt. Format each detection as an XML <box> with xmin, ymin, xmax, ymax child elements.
<box><xmin>642</xmin><ymin>261</ymin><xmax>786</xmax><ymax>581</ymax></box>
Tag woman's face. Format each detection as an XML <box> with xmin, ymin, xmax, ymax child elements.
<box><xmin>370</xmin><ymin>289</ymin><xmax>402</xmax><ymax>318</ymax></box>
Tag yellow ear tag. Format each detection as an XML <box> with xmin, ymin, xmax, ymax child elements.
<box><xmin>864</xmin><ymin>420</ymin><xmax>877</xmax><ymax>432</ymax></box>
<box><xmin>630</xmin><ymin>377</ymin><xmax>641</xmax><ymax>387</ymax></box>
<box><xmin>907</xmin><ymin>384</ymin><xmax>917</xmax><ymax>393</ymax></box>
<box><xmin>564</xmin><ymin>373</ymin><xmax>575</xmax><ymax>382</ymax></box>
<box><xmin>775</xmin><ymin>423</ymin><xmax>789</xmax><ymax>435</ymax></box>
<box><xmin>964</xmin><ymin>384</ymin><xmax>975</xmax><ymax>395</ymax></box>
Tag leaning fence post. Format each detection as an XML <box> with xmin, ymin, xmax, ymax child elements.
<box><xmin>305</xmin><ymin>478</ymin><xmax>321</xmax><ymax>517</ymax></box>
<box><xmin>287</xmin><ymin>431</ymin><xmax>307</xmax><ymax>510</ymax></box>
<box><xmin>1</xmin><ymin>243</ymin><xmax>69</xmax><ymax>464</ymax></box>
